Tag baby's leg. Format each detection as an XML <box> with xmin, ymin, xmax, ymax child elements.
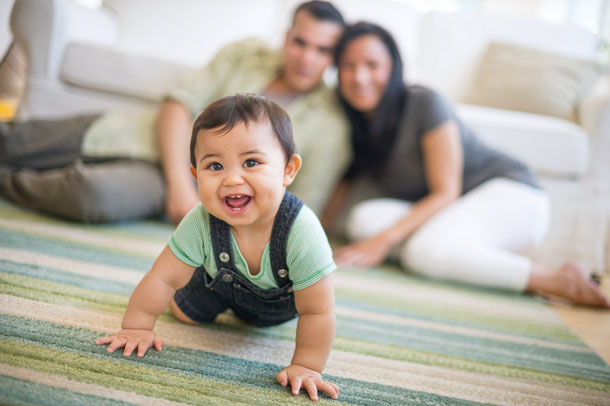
<box><xmin>169</xmin><ymin>299</ymin><xmax>199</xmax><ymax>324</ymax></box>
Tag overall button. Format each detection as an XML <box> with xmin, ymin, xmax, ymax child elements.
<box><xmin>219</xmin><ymin>252</ymin><xmax>230</xmax><ymax>263</ymax></box>
<box><xmin>221</xmin><ymin>274</ymin><xmax>234</xmax><ymax>283</ymax></box>
<box><xmin>278</xmin><ymin>269</ymin><xmax>288</xmax><ymax>278</ymax></box>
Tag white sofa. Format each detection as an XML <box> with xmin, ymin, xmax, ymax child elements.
<box><xmin>9</xmin><ymin>0</ymin><xmax>610</xmax><ymax>179</ymax></box>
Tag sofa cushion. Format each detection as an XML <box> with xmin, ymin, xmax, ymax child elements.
<box><xmin>61</xmin><ymin>42</ymin><xmax>193</xmax><ymax>101</ymax></box>
<box><xmin>102</xmin><ymin>0</ymin><xmax>279</xmax><ymax>66</ymax></box>
<box><xmin>415</xmin><ymin>11</ymin><xmax>600</xmax><ymax>101</ymax></box>
<box><xmin>456</xmin><ymin>103</ymin><xmax>589</xmax><ymax>178</ymax></box>
<box><xmin>463</xmin><ymin>42</ymin><xmax>605</xmax><ymax>122</ymax></box>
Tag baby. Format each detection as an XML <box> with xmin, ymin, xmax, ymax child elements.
<box><xmin>96</xmin><ymin>94</ymin><xmax>339</xmax><ymax>401</ymax></box>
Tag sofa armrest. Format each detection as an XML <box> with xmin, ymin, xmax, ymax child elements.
<box><xmin>578</xmin><ymin>75</ymin><xmax>610</xmax><ymax>178</ymax></box>
<box><xmin>10</xmin><ymin>0</ymin><xmax>118</xmax><ymax>83</ymax></box>
<box><xmin>578</xmin><ymin>75</ymin><xmax>610</xmax><ymax>140</ymax></box>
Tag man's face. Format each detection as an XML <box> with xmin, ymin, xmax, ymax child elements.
<box><xmin>282</xmin><ymin>11</ymin><xmax>343</xmax><ymax>92</ymax></box>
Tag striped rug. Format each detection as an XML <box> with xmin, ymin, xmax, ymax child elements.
<box><xmin>1</xmin><ymin>198</ymin><xmax>609</xmax><ymax>406</ymax></box>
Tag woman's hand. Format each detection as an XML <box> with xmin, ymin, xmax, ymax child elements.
<box><xmin>334</xmin><ymin>233</ymin><xmax>394</xmax><ymax>268</ymax></box>
<box><xmin>96</xmin><ymin>329</ymin><xmax>163</xmax><ymax>357</ymax></box>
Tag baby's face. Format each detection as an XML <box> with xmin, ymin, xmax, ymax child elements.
<box><xmin>191</xmin><ymin>120</ymin><xmax>298</xmax><ymax>231</ymax></box>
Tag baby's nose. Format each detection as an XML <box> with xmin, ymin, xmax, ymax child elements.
<box><xmin>222</xmin><ymin>170</ymin><xmax>245</xmax><ymax>186</ymax></box>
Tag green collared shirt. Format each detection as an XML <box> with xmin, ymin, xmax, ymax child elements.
<box><xmin>82</xmin><ymin>38</ymin><xmax>350</xmax><ymax>214</ymax></box>
<box><xmin>168</xmin><ymin>202</ymin><xmax>336</xmax><ymax>291</ymax></box>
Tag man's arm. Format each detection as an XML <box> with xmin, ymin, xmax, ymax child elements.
<box><xmin>156</xmin><ymin>100</ymin><xmax>199</xmax><ymax>224</ymax></box>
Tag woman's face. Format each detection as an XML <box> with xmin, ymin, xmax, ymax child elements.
<box><xmin>338</xmin><ymin>34</ymin><xmax>393</xmax><ymax>115</ymax></box>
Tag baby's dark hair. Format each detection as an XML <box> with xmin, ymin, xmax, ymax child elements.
<box><xmin>190</xmin><ymin>94</ymin><xmax>295</xmax><ymax>167</ymax></box>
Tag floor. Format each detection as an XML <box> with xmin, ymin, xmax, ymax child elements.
<box><xmin>554</xmin><ymin>278</ymin><xmax>610</xmax><ymax>364</ymax></box>
<box><xmin>1</xmin><ymin>42</ymin><xmax>609</xmax><ymax>366</ymax></box>
<box><xmin>534</xmin><ymin>99</ymin><xmax>610</xmax><ymax>364</ymax></box>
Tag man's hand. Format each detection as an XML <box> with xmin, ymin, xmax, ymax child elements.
<box><xmin>276</xmin><ymin>364</ymin><xmax>339</xmax><ymax>401</ymax></box>
<box><xmin>95</xmin><ymin>329</ymin><xmax>163</xmax><ymax>358</ymax></box>
<box><xmin>165</xmin><ymin>183</ymin><xmax>199</xmax><ymax>224</ymax></box>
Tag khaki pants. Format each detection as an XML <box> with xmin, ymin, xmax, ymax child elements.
<box><xmin>0</xmin><ymin>116</ymin><xmax>165</xmax><ymax>223</ymax></box>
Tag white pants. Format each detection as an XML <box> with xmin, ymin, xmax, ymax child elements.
<box><xmin>345</xmin><ymin>178</ymin><xmax>550</xmax><ymax>291</ymax></box>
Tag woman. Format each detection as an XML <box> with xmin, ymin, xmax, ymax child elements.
<box><xmin>324</xmin><ymin>22</ymin><xmax>609</xmax><ymax>308</ymax></box>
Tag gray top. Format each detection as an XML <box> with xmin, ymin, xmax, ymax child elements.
<box><xmin>375</xmin><ymin>85</ymin><xmax>539</xmax><ymax>201</ymax></box>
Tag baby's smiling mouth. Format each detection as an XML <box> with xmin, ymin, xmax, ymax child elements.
<box><xmin>222</xmin><ymin>194</ymin><xmax>251</xmax><ymax>211</ymax></box>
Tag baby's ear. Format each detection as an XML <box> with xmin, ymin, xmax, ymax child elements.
<box><xmin>190</xmin><ymin>166</ymin><xmax>197</xmax><ymax>179</ymax></box>
<box><xmin>283</xmin><ymin>154</ymin><xmax>302</xmax><ymax>186</ymax></box>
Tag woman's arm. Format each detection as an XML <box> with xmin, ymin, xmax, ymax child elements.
<box><xmin>334</xmin><ymin>120</ymin><xmax>463</xmax><ymax>267</ymax></box>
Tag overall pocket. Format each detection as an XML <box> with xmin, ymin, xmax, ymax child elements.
<box><xmin>232</xmin><ymin>281</ymin><xmax>295</xmax><ymax>314</ymax></box>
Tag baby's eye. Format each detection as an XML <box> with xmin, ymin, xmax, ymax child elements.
<box><xmin>244</xmin><ymin>159</ymin><xmax>259</xmax><ymax>168</ymax></box>
<box><xmin>207</xmin><ymin>162</ymin><xmax>223</xmax><ymax>171</ymax></box>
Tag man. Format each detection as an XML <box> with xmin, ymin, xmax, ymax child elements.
<box><xmin>0</xmin><ymin>1</ymin><xmax>349</xmax><ymax>224</ymax></box>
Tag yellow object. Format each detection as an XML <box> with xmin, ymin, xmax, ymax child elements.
<box><xmin>0</xmin><ymin>98</ymin><xmax>18</xmax><ymax>121</ymax></box>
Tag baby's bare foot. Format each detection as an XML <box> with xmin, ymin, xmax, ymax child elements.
<box><xmin>544</xmin><ymin>263</ymin><xmax>610</xmax><ymax>308</ymax></box>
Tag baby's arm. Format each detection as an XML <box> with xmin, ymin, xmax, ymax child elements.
<box><xmin>277</xmin><ymin>274</ymin><xmax>338</xmax><ymax>401</ymax></box>
<box><xmin>96</xmin><ymin>246</ymin><xmax>196</xmax><ymax>357</ymax></box>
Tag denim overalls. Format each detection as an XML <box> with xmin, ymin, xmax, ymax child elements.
<box><xmin>174</xmin><ymin>192</ymin><xmax>303</xmax><ymax>327</ymax></box>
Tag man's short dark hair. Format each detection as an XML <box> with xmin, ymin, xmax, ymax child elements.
<box><xmin>190</xmin><ymin>94</ymin><xmax>296</xmax><ymax>167</ymax></box>
<box><xmin>293</xmin><ymin>1</ymin><xmax>345</xmax><ymax>26</ymax></box>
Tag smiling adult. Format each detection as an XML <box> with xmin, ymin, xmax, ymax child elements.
<box><xmin>324</xmin><ymin>22</ymin><xmax>609</xmax><ymax>308</ymax></box>
<box><xmin>1</xmin><ymin>1</ymin><xmax>350</xmax><ymax>225</ymax></box>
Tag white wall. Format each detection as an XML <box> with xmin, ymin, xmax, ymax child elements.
<box><xmin>0</xmin><ymin>0</ymin><xmax>15</xmax><ymax>59</ymax></box>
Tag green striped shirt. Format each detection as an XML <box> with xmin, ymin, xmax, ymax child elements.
<box><xmin>168</xmin><ymin>202</ymin><xmax>336</xmax><ymax>291</ymax></box>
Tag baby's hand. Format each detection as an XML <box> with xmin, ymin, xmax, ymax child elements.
<box><xmin>276</xmin><ymin>364</ymin><xmax>339</xmax><ymax>401</ymax></box>
<box><xmin>95</xmin><ymin>329</ymin><xmax>163</xmax><ymax>357</ymax></box>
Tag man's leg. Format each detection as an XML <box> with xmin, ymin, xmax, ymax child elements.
<box><xmin>0</xmin><ymin>159</ymin><xmax>165</xmax><ymax>222</ymax></box>
<box><xmin>0</xmin><ymin>115</ymin><xmax>99</xmax><ymax>169</ymax></box>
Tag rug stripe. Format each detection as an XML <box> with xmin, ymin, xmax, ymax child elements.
<box><xmin>0</xmin><ymin>252</ymin><xmax>587</xmax><ymax>354</ymax></box>
<box><xmin>1</xmin><ymin>315</ymin><xmax>609</xmax><ymax>405</ymax></box>
<box><xmin>0</xmin><ymin>255</ymin><xmax>577</xmax><ymax>344</ymax></box>
<box><xmin>334</xmin><ymin>306</ymin><xmax>588</xmax><ymax>352</ymax></box>
<box><xmin>0</xmin><ymin>218</ymin><xmax>165</xmax><ymax>258</ymax></box>
<box><xmin>0</xmin><ymin>341</ymin><xmax>314</xmax><ymax>406</ymax></box>
<box><xmin>0</xmin><ymin>375</ymin><xmax>139</xmax><ymax>406</ymax></box>
<box><xmin>1</xmin><ymin>259</ymin><xmax>137</xmax><ymax>296</ymax></box>
<box><xmin>2</xmin><ymin>272</ymin><xmax>603</xmax><ymax>381</ymax></box>
<box><xmin>0</xmin><ymin>247</ymin><xmax>146</xmax><ymax>282</ymax></box>
<box><xmin>1</xmin><ymin>228</ymin><xmax>154</xmax><ymax>270</ymax></box>
<box><xmin>2</xmin><ymin>297</ymin><xmax>610</xmax><ymax>395</ymax></box>
<box><xmin>0</xmin><ymin>269</ymin><xmax>605</xmax><ymax>380</ymax></box>
<box><xmin>335</xmin><ymin>290</ymin><xmax>578</xmax><ymax>342</ymax></box>
<box><xmin>333</xmin><ymin>269</ymin><xmax>559</xmax><ymax>320</ymax></box>
<box><xmin>1</xmin><ymin>364</ymin><xmax>189</xmax><ymax>406</ymax></box>
<box><xmin>2</xmin><ymin>197</ymin><xmax>609</xmax><ymax>406</ymax></box>
<box><xmin>0</xmin><ymin>335</ymin><xmax>490</xmax><ymax>406</ymax></box>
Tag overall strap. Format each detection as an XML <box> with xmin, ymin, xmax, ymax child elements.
<box><xmin>269</xmin><ymin>192</ymin><xmax>303</xmax><ymax>288</ymax></box>
<box><xmin>208</xmin><ymin>213</ymin><xmax>236</xmax><ymax>271</ymax></box>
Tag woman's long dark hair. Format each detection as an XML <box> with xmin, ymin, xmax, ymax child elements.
<box><xmin>334</xmin><ymin>22</ymin><xmax>407</xmax><ymax>178</ymax></box>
